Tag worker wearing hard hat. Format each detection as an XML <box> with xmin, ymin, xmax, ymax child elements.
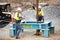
<box><xmin>14</xmin><ymin>7</ymin><xmax>25</xmax><ymax>39</ymax></box>
<box><xmin>14</xmin><ymin>7</ymin><xmax>22</xmax><ymax>21</ymax></box>
<box><xmin>35</xmin><ymin>6</ymin><xmax>44</xmax><ymax>36</ymax></box>
<box><xmin>38</xmin><ymin>6</ymin><xmax>44</xmax><ymax>22</ymax></box>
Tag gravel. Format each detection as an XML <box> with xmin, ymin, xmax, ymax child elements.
<box><xmin>22</xmin><ymin>6</ymin><xmax>60</xmax><ymax>30</ymax></box>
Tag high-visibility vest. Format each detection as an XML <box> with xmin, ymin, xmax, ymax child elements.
<box><xmin>14</xmin><ymin>12</ymin><xmax>22</xmax><ymax>20</ymax></box>
<box><xmin>38</xmin><ymin>10</ymin><xmax>44</xmax><ymax>16</ymax></box>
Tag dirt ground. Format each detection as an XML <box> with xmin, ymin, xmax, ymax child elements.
<box><xmin>0</xmin><ymin>30</ymin><xmax>60</xmax><ymax>40</ymax></box>
<box><xmin>0</xmin><ymin>6</ymin><xmax>60</xmax><ymax>40</ymax></box>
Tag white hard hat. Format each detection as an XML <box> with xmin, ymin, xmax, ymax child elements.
<box><xmin>38</xmin><ymin>6</ymin><xmax>42</xmax><ymax>9</ymax></box>
<box><xmin>17</xmin><ymin>7</ymin><xmax>22</xmax><ymax>11</ymax></box>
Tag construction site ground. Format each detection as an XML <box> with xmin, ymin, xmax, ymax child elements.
<box><xmin>0</xmin><ymin>6</ymin><xmax>60</xmax><ymax>40</ymax></box>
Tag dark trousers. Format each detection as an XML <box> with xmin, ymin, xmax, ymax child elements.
<box><xmin>38</xmin><ymin>16</ymin><xmax>44</xmax><ymax>22</ymax></box>
<box><xmin>36</xmin><ymin>16</ymin><xmax>44</xmax><ymax>34</ymax></box>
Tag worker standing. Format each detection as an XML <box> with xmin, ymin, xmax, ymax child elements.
<box><xmin>34</xmin><ymin>6</ymin><xmax>44</xmax><ymax>36</ymax></box>
<box><xmin>14</xmin><ymin>7</ymin><xmax>25</xmax><ymax>39</ymax></box>
<box><xmin>38</xmin><ymin>6</ymin><xmax>44</xmax><ymax>22</ymax></box>
<box><xmin>37</xmin><ymin>6</ymin><xmax>44</xmax><ymax>35</ymax></box>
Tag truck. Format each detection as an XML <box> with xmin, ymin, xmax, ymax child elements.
<box><xmin>0</xmin><ymin>3</ymin><xmax>11</xmax><ymax>22</ymax></box>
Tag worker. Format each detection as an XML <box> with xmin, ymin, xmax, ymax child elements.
<box><xmin>14</xmin><ymin>7</ymin><xmax>25</xmax><ymax>39</ymax></box>
<box><xmin>38</xmin><ymin>6</ymin><xmax>44</xmax><ymax>22</ymax></box>
<box><xmin>34</xmin><ymin>6</ymin><xmax>44</xmax><ymax>36</ymax></box>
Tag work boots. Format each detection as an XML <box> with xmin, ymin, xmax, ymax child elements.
<box><xmin>34</xmin><ymin>30</ymin><xmax>40</xmax><ymax>36</ymax></box>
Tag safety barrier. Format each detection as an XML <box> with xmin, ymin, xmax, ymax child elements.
<box><xmin>9</xmin><ymin>21</ymin><xmax>54</xmax><ymax>37</ymax></box>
